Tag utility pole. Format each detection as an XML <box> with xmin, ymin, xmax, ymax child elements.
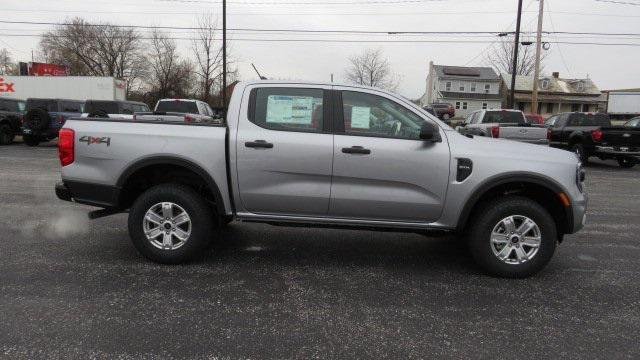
<box><xmin>330</xmin><ymin>73</ymin><xmax>334</xmax><ymax>83</ymax></box>
<box><xmin>222</xmin><ymin>0</ymin><xmax>227</xmax><ymax>109</ymax></box>
<box><xmin>509</xmin><ymin>0</ymin><xmax>524</xmax><ymax>109</ymax></box>
<box><xmin>531</xmin><ymin>0</ymin><xmax>544</xmax><ymax>114</ymax></box>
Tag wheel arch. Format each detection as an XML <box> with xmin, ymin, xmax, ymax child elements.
<box><xmin>456</xmin><ymin>173</ymin><xmax>574</xmax><ymax>238</ymax></box>
<box><xmin>116</xmin><ymin>156</ymin><xmax>226</xmax><ymax>215</ymax></box>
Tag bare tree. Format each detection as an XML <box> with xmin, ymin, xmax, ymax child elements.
<box><xmin>40</xmin><ymin>18</ymin><xmax>146</xmax><ymax>94</ymax></box>
<box><xmin>344</xmin><ymin>48</ymin><xmax>400</xmax><ymax>91</ymax></box>
<box><xmin>0</xmin><ymin>48</ymin><xmax>17</xmax><ymax>75</ymax></box>
<box><xmin>485</xmin><ymin>36</ymin><xmax>547</xmax><ymax>76</ymax></box>
<box><xmin>147</xmin><ymin>29</ymin><xmax>196</xmax><ymax>101</ymax></box>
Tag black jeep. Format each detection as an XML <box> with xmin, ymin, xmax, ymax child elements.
<box><xmin>0</xmin><ymin>98</ymin><xmax>26</xmax><ymax>145</ymax></box>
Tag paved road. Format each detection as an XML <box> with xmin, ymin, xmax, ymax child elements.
<box><xmin>1</xmin><ymin>141</ymin><xmax>639</xmax><ymax>359</ymax></box>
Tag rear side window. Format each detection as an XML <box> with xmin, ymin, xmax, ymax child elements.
<box><xmin>156</xmin><ymin>100</ymin><xmax>198</xmax><ymax>114</ymax></box>
<box><xmin>0</xmin><ymin>100</ymin><xmax>12</xmax><ymax>111</ymax></box>
<box><xmin>27</xmin><ymin>99</ymin><xmax>58</xmax><ymax>112</ymax></box>
<box><xmin>61</xmin><ymin>101</ymin><xmax>83</xmax><ymax>112</ymax></box>
<box><xmin>568</xmin><ymin>113</ymin><xmax>611</xmax><ymax>127</ymax></box>
<box><xmin>250</xmin><ymin>87</ymin><xmax>324</xmax><ymax>133</ymax></box>
<box><xmin>482</xmin><ymin>111</ymin><xmax>524</xmax><ymax>124</ymax></box>
<box><xmin>85</xmin><ymin>101</ymin><xmax>119</xmax><ymax>114</ymax></box>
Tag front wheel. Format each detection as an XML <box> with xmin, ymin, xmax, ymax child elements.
<box><xmin>128</xmin><ymin>184</ymin><xmax>216</xmax><ymax>264</ymax></box>
<box><xmin>0</xmin><ymin>124</ymin><xmax>14</xmax><ymax>145</ymax></box>
<box><xmin>467</xmin><ymin>196</ymin><xmax>557</xmax><ymax>278</ymax></box>
<box><xmin>617</xmin><ymin>156</ymin><xmax>637</xmax><ymax>168</ymax></box>
<box><xmin>22</xmin><ymin>135</ymin><xmax>40</xmax><ymax>147</ymax></box>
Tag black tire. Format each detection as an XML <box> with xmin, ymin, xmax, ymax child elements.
<box><xmin>617</xmin><ymin>156</ymin><xmax>637</xmax><ymax>168</ymax></box>
<box><xmin>570</xmin><ymin>143</ymin><xmax>588</xmax><ymax>163</ymax></box>
<box><xmin>0</xmin><ymin>123</ymin><xmax>14</xmax><ymax>145</ymax></box>
<box><xmin>467</xmin><ymin>196</ymin><xmax>557</xmax><ymax>278</ymax></box>
<box><xmin>22</xmin><ymin>135</ymin><xmax>41</xmax><ymax>147</ymax></box>
<box><xmin>128</xmin><ymin>184</ymin><xmax>217</xmax><ymax>264</ymax></box>
<box><xmin>25</xmin><ymin>108</ymin><xmax>50</xmax><ymax>131</ymax></box>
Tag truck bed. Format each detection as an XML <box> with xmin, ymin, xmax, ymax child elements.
<box><xmin>61</xmin><ymin>118</ymin><xmax>232</xmax><ymax>212</ymax></box>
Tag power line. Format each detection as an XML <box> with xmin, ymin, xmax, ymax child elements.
<box><xmin>157</xmin><ymin>0</ymin><xmax>448</xmax><ymax>4</ymax></box>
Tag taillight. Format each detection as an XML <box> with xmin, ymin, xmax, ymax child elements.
<box><xmin>591</xmin><ymin>128</ymin><xmax>603</xmax><ymax>142</ymax></box>
<box><xmin>184</xmin><ymin>115</ymin><xmax>194</xmax><ymax>122</ymax></box>
<box><xmin>58</xmin><ymin>128</ymin><xmax>74</xmax><ymax>166</ymax></box>
<box><xmin>491</xmin><ymin>126</ymin><xmax>500</xmax><ymax>138</ymax></box>
<box><xmin>547</xmin><ymin>128</ymin><xmax>552</xmax><ymax>140</ymax></box>
<box><xmin>132</xmin><ymin>114</ymin><xmax>137</xmax><ymax>120</ymax></box>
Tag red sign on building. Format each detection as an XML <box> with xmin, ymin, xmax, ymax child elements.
<box><xmin>28</xmin><ymin>62</ymin><xmax>70</xmax><ymax>76</ymax></box>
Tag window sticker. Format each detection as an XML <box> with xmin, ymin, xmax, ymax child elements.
<box><xmin>350</xmin><ymin>106</ymin><xmax>371</xmax><ymax>129</ymax></box>
<box><xmin>266</xmin><ymin>95</ymin><xmax>314</xmax><ymax>124</ymax></box>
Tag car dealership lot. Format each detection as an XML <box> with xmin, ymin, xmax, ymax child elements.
<box><xmin>1</xmin><ymin>142</ymin><xmax>639</xmax><ymax>359</ymax></box>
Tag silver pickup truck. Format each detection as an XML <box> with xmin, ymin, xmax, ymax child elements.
<box><xmin>458</xmin><ymin>109</ymin><xmax>549</xmax><ymax>145</ymax></box>
<box><xmin>55</xmin><ymin>81</ymin><xmax>587</xmax><ymax>278</ymax></box>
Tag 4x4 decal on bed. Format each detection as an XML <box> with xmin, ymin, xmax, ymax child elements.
<box><xmin>79</xmin><ymin>135</ymin><xmax>111</xmax><ymax>146</ymax></box>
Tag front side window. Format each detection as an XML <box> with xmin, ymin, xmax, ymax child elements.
<box><xmin>251</xmin><ymin>87</ymin><xmax>324</xmax><ymax>133</ymax></box>
<box><xmin>62</xmin><ymin>101</ymin><xmax>83</xmax><ymax>112</ymax></box>
<box><xmin>341</xmin><ymin>91</ymin><xmax>425</xmax><ymax>140</ymax></box>
<box><xmin>545</xmin><ymin>115</ymin><xmax>558</xmax><ymax>127</ymax></box>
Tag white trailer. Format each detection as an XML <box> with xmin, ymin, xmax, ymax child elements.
<box><xmin>0</xmin><ymin>76</ymin><xmax>126</xmax><ymax>101</ymax></box>
<box><xmin>607</xmin><ymin>91</ymin><xmax>640</xmax><ymax>117</ymax></box>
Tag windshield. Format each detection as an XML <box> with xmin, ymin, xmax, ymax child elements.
<box><xmin>156</xmin><ymin>100</ymin><xmax>198</xmax><ymax>114</ymax></box>
<box><xmin>85</xmin><ymin>101</ymin><xmax>119</xmax><ymax>114</ymax></box>
<box><xmin>482</xmin><ymin>111</ymin><xmax>524</xmax><ymax>124</ymax></box>
<box><xmin>27</xmin><ymin>99</ymin><xmax>58</xmax><ymax>112</ymax></box>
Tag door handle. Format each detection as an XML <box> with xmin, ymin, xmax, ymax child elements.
<box><xmin>245</xmin><ymin>140</ymin><xmax>273</xmax><ymax>149</ymax></box>
<box><xmin>342</xmin><ymin>146</ymin><xmax>371</xmax><ymax>155</ymax></box>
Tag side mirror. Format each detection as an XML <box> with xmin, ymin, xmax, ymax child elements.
<box><xmin>420</xmin><ymin>122</ymin><xmax>442</xmax><ymax>142</ymax></box>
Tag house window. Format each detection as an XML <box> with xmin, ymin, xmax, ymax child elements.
<box><xmin>470</xmin><ymin>83</ymin><xmax>476</xmax><ymax>92</ymax></box>
<box><xmin>446</xmin><ymin>82</ymin><xmax>451</xmax><ymax>91</ymax></box>
<box><xmin>455</xmin><ymin>101</ymin><xmax>461</xmax><ymax>109</ymax></box>
<box><xmin>582</xmin><ymin>103</ymin><xmax>589</xmax><ymax>112</ymax></box>
<box><xmin>577</xmin><ymin>82</ymin><xmax>585</xmax><ymax>92</ymax></box>
<box><xmin>571</xmin><ymin>103</ymin><xmax>580</xmax><ymax>112</ymax></box>
<box><xmin>482</xmin><ymin>102</ymin><xmax>488</xmax><ymax>109</ymax></box>
<box><xmin>459</xmin><ymin>84</ymin><xmax>465</xmax><ymax>91</ymax></box>
<box><xmin>541</xmin><ymin>79</ymin><xmax>549</xmax><ymax>90</ymax></box>
<box><xmin>546</xmin><ymin>103</ymin><xmax>554</xmax><ymax>113</ymax></box>
<box><xmin>462</xmin><ymin>102</ymin><xmax>468</xmax><ymax>110</ymax></box>
<box><xmin>484</xmin><ymin>84</ymin><xmax>491</xmax><ymax>93</ymax></box>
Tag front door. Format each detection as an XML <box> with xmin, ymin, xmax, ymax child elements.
<box><xmin>236</xmin><ymin>85</ymin><xmax>333</xmax><ymax>216</ymax></box>
<box><xmin>329</xmin><ymin>88</ymin><xmax>451</xmax><ymax>223</ymax></box>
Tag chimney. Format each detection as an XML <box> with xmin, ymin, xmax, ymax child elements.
<box><xmin>552</xmin><ymin>72</ymin><xmax>559</xmax><ymax>79</ymax></box>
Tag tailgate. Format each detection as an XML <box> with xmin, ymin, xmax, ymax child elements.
<box><xmin>601</xmin><ymin>127</ymin><xmax>640</xmax><ymax>149</ymax></box>
<box><xmin>499</xmin><ymin>125</ymin><xmax>547</xmax><ymax>141</ymax></box>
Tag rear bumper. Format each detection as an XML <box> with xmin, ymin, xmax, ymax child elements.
<box><xmin>55</xmin><ymin>180</ymin><xmax>120</xmax><ymax>208</ymax></box>
<box><xmin>595</xmin><ymin>146</ymin><xmax>640</xmax><ymax>156</ymax></box>
<box><xmin>22</xmin><ymin>126</ymin><xmax>60</xmax><ymax>139</ymax></box>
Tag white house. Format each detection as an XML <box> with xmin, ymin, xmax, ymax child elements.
<box><xmin>419</xmin><ymin>62</ymin><xmax>502</xmax><ymax>118</ymax></box>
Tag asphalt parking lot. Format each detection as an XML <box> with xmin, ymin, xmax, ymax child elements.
<box><xmin>1</xmin><ymin>140</ymin><xmax>639</xmax><ymax>359</ymax></box>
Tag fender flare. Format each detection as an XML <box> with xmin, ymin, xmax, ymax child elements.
<box><xmin>116</xmin><ymin>156</ymin><xmax>226</xmax><ymax>215</ymax></box>
<box><xmin>456</xmin><ymin>172</ymin><xmax>573</xmax><ymax>233</ymax></box>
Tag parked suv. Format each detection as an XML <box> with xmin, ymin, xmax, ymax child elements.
<box><xmin>431</xmin><ymin>103</ymin><xmax>455</xmax><ymax>120</ymax></box>
<box><xmin>547</xmin><ymin>112</ymin><xmax>640</xmax><ymax>168</ymax></box>
<box><xmin>82</xmin><ymin>100</ymin><xmax>150</xmax><ymax>120</ymax></box>
<box><xmin>22</xmin><ymin>98</ymin><xmax>84</xmax><ymax>146</ymax></box>
<box><xmin>0</xmin><ymin>98</ymin><xmax>26</xmax><ymax>145</ymax></box>
<box><xmin>55</xmin><ymin>81</ymin><xmax>587</xmax><ymax>278</ymax></box>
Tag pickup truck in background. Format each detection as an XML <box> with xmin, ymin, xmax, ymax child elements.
<box><xmin>134</xmin><ymin>99</ymin><xmax>218</xmax><ymax>123</ymax></box>
<box><xmin>458</xmin><ymin>109</ymin><xmax>548</xmax><ymax>145</ymax></box>
<box><xmin>55</xmin><ymin>81</ymin><xmax>587</xmax><ymax>278</ymax></box>
<box><xmin>22</xmin><ymin>98</ymin><xmax>85</xmax><ymax>146</ymax></box>
<box><xmin>81</xmin><ymin>100</ymin><xmax>150</xmax><ymax>119</ymax></box>
<box><xmin>0</xmin><ymin>98</ymin><xmax>26</xmax><ymax>145</ymax></box>
<box><xmin>547</xmin><ymin>112</ymin><xmax>640</xmax><ymax>168</ymax></box>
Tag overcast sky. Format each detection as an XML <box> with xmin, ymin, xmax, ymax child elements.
<box><xmin>1</xmin><ymin>0</ymin><xmax>639</xmax><ymax>98</ymax></box>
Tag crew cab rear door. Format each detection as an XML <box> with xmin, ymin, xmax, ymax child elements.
<box><xmin>235</xmin><ymin>84</ymin><xmax>334</xmax><ymax>216</ymax></box>
<box><xmin>329</xmin><ymin>86</ymin><xmax>450</xmax><ymax>223</ymax></box>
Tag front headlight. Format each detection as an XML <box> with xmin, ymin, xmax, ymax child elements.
<box><xmin>576</xmin><ymin>162</ymin><xmax>586</xmax><ymax>192</ymax></box>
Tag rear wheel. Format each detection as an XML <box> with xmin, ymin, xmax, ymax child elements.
<box><xmin>128</xmin><ymin>184</ymin><xmax>216</xmax><ymax>264</ymax></box>
<box><xmin>617</xmin><ymin>156</ymin><xmax>637</xmax><ymax>168</ymax></box>
<box><xmin>23</xmin><ymin>135</ymin><xmax>40</xmax><ymax>147</ymax></box>
<box><xmin>0</xmin><ymin>124</ymin><xmax>14</xmax><ymax>145</ymax></box>
<box><xmin>467</xmin><ymin>196</ymin><xmax>557</xmax><ymax>278</ymax></box>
